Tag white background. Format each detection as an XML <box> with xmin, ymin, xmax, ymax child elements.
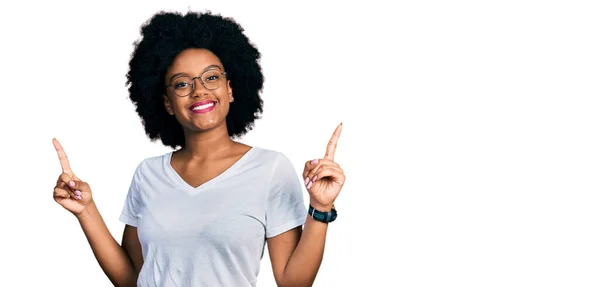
<box><xmin>0</xmin><ymin>0</ymin><xmax>599</xmax><ymax>286</ymax></box>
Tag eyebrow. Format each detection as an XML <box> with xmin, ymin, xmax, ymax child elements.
<box><xmin>168</xmin><ymin>64</ymin><xmax>223</xmax><ymax>82</ymax></box>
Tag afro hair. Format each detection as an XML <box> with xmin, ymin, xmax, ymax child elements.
<box><xmin>126</xmin><ymin>11</ymin><xmax>264</xmax><ymax>149</ymax></box>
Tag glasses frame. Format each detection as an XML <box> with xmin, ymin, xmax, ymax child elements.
<box><xmin>165</xmin><ymin>71</ymin><xmax>228</xmax><ymax>97</ymax></box>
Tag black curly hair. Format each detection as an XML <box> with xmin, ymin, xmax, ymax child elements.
<box><xmin>126</xmin><ymin>11</ymin><xmax>264</xmax><ymax>149</ymax></box>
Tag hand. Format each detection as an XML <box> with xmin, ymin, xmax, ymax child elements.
<box><xmin>302</xmin><ymin>123</ymin><xmax>346</xmax><ymax>211</ymax></box>
<box><xmin>52</xmin><ymin>138</ymin><xmax>94</xmax><ymax>216</ymax></box>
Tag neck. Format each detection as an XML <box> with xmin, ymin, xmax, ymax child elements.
<box><xmin>179</xmin><ymin>123</ymin><xmax>236</xmax><ymax>160</ymax></box>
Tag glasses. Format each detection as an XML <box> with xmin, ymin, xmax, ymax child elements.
<box><xmin>165</xmin><ymin>70</ymin><xmax>228</xmax><ymax>97</ymax></box>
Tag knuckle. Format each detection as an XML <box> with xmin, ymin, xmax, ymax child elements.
<box><xmin>53</xmin><ymin>187</ymin><xmax>65</xmax><ymax>196</ymax></box>
<box><xmin>60</xmin><ymin>173</ymin><xmax>71</xmax><ymax>181</ymax></box>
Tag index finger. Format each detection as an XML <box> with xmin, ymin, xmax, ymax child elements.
<box><xmin>324</xmin><ymin>123</ymin><xmax>343</xmax><ymax>160</ymax></box>
<box><xmin>52</xmin><ymin>138</ymin><xmax>75</xmax><ymax>177</ymax></box>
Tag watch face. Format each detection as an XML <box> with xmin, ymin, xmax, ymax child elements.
<box><xmin>309</xmin><ymin>205</ymin><xmax>336</xmax><ymax>222</ymax></box>
<box><xmin>314</xmin><ymin>212</ymin><xmax>326</xmax><ymax>221</ymax></box>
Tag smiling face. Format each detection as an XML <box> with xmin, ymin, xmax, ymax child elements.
<box><xmin>163</xmin><ymin>48</ymin><xmax>233</xmax><ymax>133</ymax></box>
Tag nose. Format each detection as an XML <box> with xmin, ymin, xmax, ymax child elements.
<box><xmin>191</xmin><ymin>77</ymin><xmax>208</xmax><ymax>97</ymax></box>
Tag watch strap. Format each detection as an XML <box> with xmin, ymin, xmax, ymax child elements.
<box><xmin>308</xmin><ymin>204</ymin><xmax>337</xmax><ymax>223</ymax></box>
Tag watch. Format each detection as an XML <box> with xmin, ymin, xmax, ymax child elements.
<box><xmin>308</xmin><ymin>204</ymin><xmax>337</xmax><ymax>223</ymax></box>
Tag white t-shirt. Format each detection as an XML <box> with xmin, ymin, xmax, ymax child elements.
<box><xmin>119</xmin><ymin>147</ymin><xmax>307</xmax><ymax>287</ymax></box>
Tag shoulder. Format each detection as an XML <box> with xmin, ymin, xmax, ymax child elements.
<box><xmin>131</xmin><ymin>151</ymin><xmax>172</xmax><ymax>175</ymax></box>
<box><xmin>248</xmin><ymin>146</ymin><xmax>291</xmax><ymax>167</ymax></box>
<box><xmin>249</xmin><ymin>146</ymin><xmax>300</xmax><ymax>184</ymax></box>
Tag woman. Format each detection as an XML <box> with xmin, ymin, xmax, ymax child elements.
<box><xmin>51</xmin><ymin>10</ymin><xmax>345</xmax><ymax>287</ymax></box>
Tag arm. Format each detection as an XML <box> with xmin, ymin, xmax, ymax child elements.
<box><xmin>51</xmin><ymin>139</ymin><xmax>142</xmax><ymax>287</ymax></box>
<box><xmin>269</xmin><ymin>123</ymin><xmax>345</xmax><ymax>286</ymax></box>
<box><xmin>76</xmin><ymin>200</ymin><xmax>142</xmax><ymax>287</ymax></box>
<box><xmin>267</xmin><ymin>213</ymin><xmax>330</xmax><ymax>287</ymax></box>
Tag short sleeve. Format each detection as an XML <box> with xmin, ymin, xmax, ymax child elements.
<box><xmin>265</xmin><ymin>153</ymin><xmax>307</xmax><ymax>238</ymax></box>
<box><xmin>119</xmin><ymin>162</ymin><xmax>144</xmax><ymax>227</ymax></box>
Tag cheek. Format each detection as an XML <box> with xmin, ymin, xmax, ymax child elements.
<box><xmin>219</xmin><ymin>101</ymin><xmax>231</xmax><ymax>116</ymax></box>
<box><xmin>172</xmin><ymin>101</ymin><xmax>190</xmax><ymax>114</ymax></box>
<box><xmin>170</xmin><ymin>102</ymin><xmax>190</xmax><ymax>121</ymax></box>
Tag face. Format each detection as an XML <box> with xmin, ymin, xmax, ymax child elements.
<box><xmin>163</xmin><ymin>48</ymin><xmax>233</xmax><ymax>133</ymax></box>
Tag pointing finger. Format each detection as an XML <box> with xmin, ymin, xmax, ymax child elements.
<box><xmin>53</xmin><ymin>138</ymin><xmax>75</xmax><ymax>178</ymax></box>
<box><xmin>324</xmin><ymin>123</ymin><xmax>342</xmax><ymax>160</ymax></box>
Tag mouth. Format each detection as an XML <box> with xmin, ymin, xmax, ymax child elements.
<box><xmin>189</xmin><ymin>100</ymin><xmax>216</xmax><ymax>114</ymax></box>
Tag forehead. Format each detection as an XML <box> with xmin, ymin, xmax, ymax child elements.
<box><xmin>167</xmin><ymin>48</ymin><xmax>223</xmax><ymax>74</ymax></box>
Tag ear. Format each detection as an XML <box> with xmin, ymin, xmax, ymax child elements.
<box><xmin>163</xmin><ymin>95</ymin><xmax>174</xmax><ymax>115</ymax></box>
<box><xmin>227</xmin><ymin>80</ymin><xmax>234</xmax><ymax>102</ymax></box>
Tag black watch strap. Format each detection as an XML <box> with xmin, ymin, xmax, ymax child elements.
<box><xmin>308</xmin><ymin>205</ymin><xmax>337</xmax><ymax>223</ymax></box>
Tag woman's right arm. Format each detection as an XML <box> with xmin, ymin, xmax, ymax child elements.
<box><xmin>74</xmin><ymin>198</ymin><xmax>142</xmax><ymax>287</ymax></box>
<box><xmin>52</xmin><ymin>139</ymin><xmax>142</xmax><ymax>287</ymax></box>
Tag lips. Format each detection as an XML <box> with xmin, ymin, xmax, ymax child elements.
<box><xmin>189</xmin><ymin>100</ymin><xmax>216</xmax><ymax>114</ymax></box>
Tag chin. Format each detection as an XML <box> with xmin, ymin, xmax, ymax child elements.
<box><xmin>190</xmin><ymin>118</ymin><xmax>226</xmax><ymax>132</ymax></box>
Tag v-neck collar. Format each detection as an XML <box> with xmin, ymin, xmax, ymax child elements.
<box><xmin>163</xmin><ymin>147</ymin><xmax>257</xmax><ymax>194</ymax></box>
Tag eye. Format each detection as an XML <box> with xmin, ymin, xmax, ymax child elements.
<box><xmin>205</xmin><ymin>75</ymin><xmax>219</xmax><ymax>82</ymax></box>
<box><xmin>174</xmin><ymin>81</ymin><xmax>190</xmax><ymax>89</ymax></box>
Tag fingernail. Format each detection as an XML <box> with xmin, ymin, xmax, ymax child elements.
<box><xmin>304</xmin><ymin>177</ymin><xmax>310</xmax><ymax>185</ymax></box>
<box><xmin>307</xmin><ymin>181</ymin><xmax>313</xmax><ymax>189</ymax></box>
<box><xmin>75</xmin><ymin>195</ymin><xmax>82</xmax><ymax>200</ymax></box>
<box><xmin>311</xmin><ymin>159</ymin><xmax>318</xmax><ymax>165</ymax></box>
<box><xmin>75</xmin><ymin>190</ymin><xmax>81</xmax><ymax>196</ymax></box>
<box><xmin>69</xmin><ymin>180</ymin><xmax>75</xmax><ymax>187</ymax></box>
<box><xmin>312</xmin><ymin>175</ymin><xmax>317</xmax><ymax>182</ymax></box>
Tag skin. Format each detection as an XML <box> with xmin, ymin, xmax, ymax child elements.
<box><xmin>52</xmin><ymin>48</ymin><xmax>346</xmax><ymax>287</ymax></box>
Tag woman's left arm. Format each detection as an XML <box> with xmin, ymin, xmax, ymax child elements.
<box><xmin>268</xmin><ymin>124</ymin><xmax>345</xmax><ymax>287</ymax></box>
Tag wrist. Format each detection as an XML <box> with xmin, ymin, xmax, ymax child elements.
<box><xmin>75</xmin><ymin>201</ymin><xmax>97</xmax><ymax>220</ymax></box>
<box><xmin>309</xmin><ymin>201</ymin><xmax>334</xmax><ymax>212</ymax></box>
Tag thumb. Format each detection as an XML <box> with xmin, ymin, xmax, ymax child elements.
<box><xmin>68</xmin><ymin>179</ymin><xmax>91</xmax><ymax>200</ymax></box>
<box><xmin>69</xmin><ymin>179</ymin><xmax>90</xmax><ymax>191</ymax></box>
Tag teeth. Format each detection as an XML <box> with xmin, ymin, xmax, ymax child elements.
<box><xmin>192</xmin><ymin>102</ymin><xmax>214</xmax><ymax>110</ymax></box>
